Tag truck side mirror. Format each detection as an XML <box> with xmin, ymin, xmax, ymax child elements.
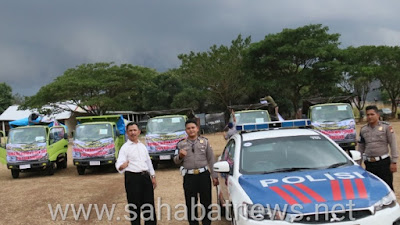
<box><xmin>64</xmin><ymin>133</ymin><xmax>68</xmax><ymax>139</ymax></box>
<box><xmin>116</xmin><ymin>130</ymin><xmax>120</xmax><ymax>136</ymax></box>
<box><xmin>49</xmin><ymin>133</ymin><xmax>54</xmax><ymax>140</ymax></box>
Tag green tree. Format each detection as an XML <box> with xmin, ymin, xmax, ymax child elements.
<box><xmin>339</xmin><ymin>46</ymin><xmax>377</xmax><ymax>121</ymax></box>
<box><xmin>245</xmin><ymin>24</ymin><xmax>341</xmax><ymax>114</ymax></box>
<box><xmin>375</xmin><ymin>46</ymin><xmax>400</xmax><ymax>116</ymax></box>
<box><xmin>142</xmin><ymin>70</ymin><xmax>183</xmax><ymax>110</ymax></box>
<box><xmin>22</xmin><ymin>62</ymin><xmax>158</xmax><ymax>115</ymax></box>
<box><xmin>12</xmin><ymin>93</ymin><xmax>26</xmax><ymax>105</ymax></box>
<box><xmin>0</xmin><ymin>82</ymin><xmax>13</xmax><ymax>113</ymax></box>
<box><xmin>178</xmin><ymin>35</ymin><xmax>251</xmax><ymax>111</ymax></box>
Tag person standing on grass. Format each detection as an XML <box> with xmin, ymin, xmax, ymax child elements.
<box><xmin>174</xmin><ymin>119</ymin><xmax>219</xmax><ymax>225</ymax></box>
<box><xmin>116</xmin><ymin>122</ymin><xmax>157</xmax><ymax>225</ymax></box>
<box><xmin>358</xmin><ymin>105</ymin><xmax>398</xmax><ymax>190</ymax></box>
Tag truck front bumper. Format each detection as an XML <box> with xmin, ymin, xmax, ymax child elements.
<box><xmin>7</xmin><ymin>160</ymin><xmax>50</xmax><ymax>170</ymax></box>
<box><xmin>149</xmin><ymin>150</ymin><xmax>177</xmax><ymax>161</ymax></box>
<box><xmin>73</xmin><ymin>158</ymin><xmax>116</xmax><ymax>167</ymax></box>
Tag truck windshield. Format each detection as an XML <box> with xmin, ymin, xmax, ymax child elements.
<box><xmin>147</xmin><ymin>116</ymin><xmax>185</xmax><ymax>134</ymax></box>
<box><xmin>235</xmin><ymin>111</ymin><xmax>270</xmax><ymax>125</ymax></box>
<box><xmin>8</xmin><ymin>127</ymin><xmax>47</xmax><ymax>144</ymax></box>
<box><xmin>311</xmin><ymin>104</ymin><xmax>354</xmax><ymax>123</ymax></box>
<box><xmin>75</xmin><ymin>124</ymin><xmax>113</xmax><ymax>141</ymax></box>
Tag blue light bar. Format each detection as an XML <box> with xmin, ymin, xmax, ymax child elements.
<box><xmin>236</xmin><ymin>119</ymin><xmax>311</xmax><ymax>132</ymax></box>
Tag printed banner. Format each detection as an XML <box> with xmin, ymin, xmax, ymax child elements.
<box><xmin>312</xmin><ymin>119</ymin><xmax>356</xmax><ymax>141</ymax></box>
<box><xmin>72</xmin><ymin>137</ymin><xmax>115</xmax><ymax>159</ymax></box>
<box><xmin>146</xmin><ymin>131</ymin><xmax>187</xmax><ymax>152</ymax></box>
<box><xmin>6</xmin><ymin>143</ymin><xmax>48</xmax><ymax>163</ymax></box>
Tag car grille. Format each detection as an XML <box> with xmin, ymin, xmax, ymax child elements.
<box><xmin>294</xmin><ymin>209</ymin><xmax>371</xmax><ymax>223</ymax></box>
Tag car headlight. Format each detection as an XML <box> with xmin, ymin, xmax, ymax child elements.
<box><xmin>242</xmin><ymin>202</ymin><xmax>285</xmax><ymax>221</ymax></box>
<box><xmin>374</xmin><ymin>191</ymin><xmax>396</xmax><ymax>212</ymax></box>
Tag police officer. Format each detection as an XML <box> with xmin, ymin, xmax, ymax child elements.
<box><xmin>358</xmin><ymin>105</ymin><xmax>398</xmax><ymax>190</ymax></box>
<box><xmin>173</xmin><ymin>119</ymin><xmax>219</xmax><ymax>225</ymax></box>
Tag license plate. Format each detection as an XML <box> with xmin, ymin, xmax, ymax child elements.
<box><xmin>160</xmin><ymin>155</ymin><xmax>171</xmax><ymax>160</ymax></box>
<box><xmin>90</xmin><ymin>161</ymin><xmax>101</xmax><ymax>166</ymax></box>
<box><xmin>20</xmin><ymin>164</ymin><xmax>31</xmax><ymax>169</ymax></box>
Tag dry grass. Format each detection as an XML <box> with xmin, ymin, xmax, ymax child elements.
<box><xmin>1</xmin><ymin>124</ymin><xmax>400</xmax><ymax>224</ymax></box>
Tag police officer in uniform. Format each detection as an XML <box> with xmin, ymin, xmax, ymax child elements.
<box><xmin>358</xmin><ymin>105</ymin><xmax>398</xmax><ymax>190</ymax></box>
<box><xmin>174</xmin><ymin>119</ymin><xmax>219</xmax><ymax>225</ymax></box>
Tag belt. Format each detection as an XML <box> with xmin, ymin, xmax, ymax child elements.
<box><xmin>364</xmin><ymin>154</ymin><xmax>389</xmax><ymax>162</ymax></box>
<box><xmin>127</xmin><ymin>171</ymin><xmax>149</xmax><ymax>175</ymax></box>
<box><xmin>185</xmin><ymin>166</ymin><xmax>208</xmax><ymax>175</ymax></box>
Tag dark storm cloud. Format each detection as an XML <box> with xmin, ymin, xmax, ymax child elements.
<box><xmin>0</xmin><ymin>0</ymin><xmax>399</xmax><ymax>96</ymax></box>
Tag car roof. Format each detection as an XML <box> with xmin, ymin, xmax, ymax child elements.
<box><xmin>240</xmin><ymin>128</ymin><xmax>319</xmax><ymax>142</ymax></box>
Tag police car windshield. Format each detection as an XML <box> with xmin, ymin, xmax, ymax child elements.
<box><xmin>235</xmin><ymin>111</ymin><xmax>270</xmax><ymax>125</ymax></box>
<box><xmin>75</xmin><ymin>124</ymin><xmax>113</xmax><ymax>141</ymax></box>
<box><xmin>311</xmin><ymin>104</ymin><xmax>354</xmax><ymax>123</ymax></box>
<box><xmin>240</xmin><ymin>135</ymin><xmax>350</xmax><ymax>174</ymax></box>
<box><xmin>146</xmin><ymin>117</ymin><xmax>186</xmax><ymax>134</ymax></box>
<box><xmin>8</xmin><ymin>127</ymin><xmax>47</xmax><ymax>144</ymax></box>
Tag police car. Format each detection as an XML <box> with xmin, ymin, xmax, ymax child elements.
<box><xmin>214</xmin><ymin>120</ymin><xmax>400</xmax><ymax>225</ymax></box>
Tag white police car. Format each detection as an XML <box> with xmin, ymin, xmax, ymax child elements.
<box><xmin>214</xmin><ymin>120</ymin><xmax>400</xmax><ymax>225</ymax></box>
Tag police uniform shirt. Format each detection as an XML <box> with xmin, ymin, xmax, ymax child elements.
<box><xmin>115</xmin><ymin>139</ymin><xmax>155</xmax><ymax>175</ymax></box>
<box><xmin>358</xmin><ymin>121</ymin><xmax>398</xmax><ymax>163</ymax></box>
<box><xmin>173</xmin><ymin>137</ymin><xmax>218</xmax><ymax>178</ymax></box>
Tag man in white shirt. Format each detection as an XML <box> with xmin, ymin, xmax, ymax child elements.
<box><xmin>116</xmin><ymin>122</ymin><xmax>157</xmax><ymax>225</ymax></box>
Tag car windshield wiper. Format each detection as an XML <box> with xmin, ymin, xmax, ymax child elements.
<box><xmin>326</xmin><ymin>162</ymin><xmax>349</xmax><ymax>168</ymax></box>
<box><xmin>262</xmin><ymin>167</ymin><xmax>313</xmax><ymax>174</ymax></box>
<box><xmin>321</xmin><ymin>120</ymin><xmax>335</xmax><ymax>123</ymax></box>
<box><xmin>90</xmin><ymin>136</ymin><xmax>113</xmax><ymax>142</ymax></box>
<box><xmin>339</xmin><ymin>117</ymin><xmax>353</xmax><ymax>121</ymax></box>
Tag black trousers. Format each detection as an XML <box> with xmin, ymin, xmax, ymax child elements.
<box><xmin>125</xmin><ymin>172</ymin><xmax>157</xmax><ymax>225</ymax></box>
<box><xmin>183</xmin><ymin>170</ymin><xmax>212</xmax><ymax>225</ymax></box>
<box><xmin>365</xmin><ymin>157</ymin><xmax>393</xmax><ymax>190</ymax></box>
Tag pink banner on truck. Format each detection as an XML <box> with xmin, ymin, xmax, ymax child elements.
<box><xmin>146</xmin><ymin>131</ymin><xmax>187</xmax><ymax>152</ymax></box>
<box><xmin>6</xmin><ymin>143</ymin><xmax>48</xmax><ymax>163</ymax></box>
<box><xmin>72</xmin><ymin>137</ymin><xmax>115</xmax><ymax>159</ymax></box>
<box><xmin>312</xmin><ymin>119</ymin><xmax>356</xmax><ymax>141</ymax></box>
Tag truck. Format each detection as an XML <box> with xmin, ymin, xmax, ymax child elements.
<box><xmin>72</xmin><ymin>115</ymin><xmax>126</xmax><ymax>175</ymax></box>
<box><xmin>145</xmin><ymin>115</ymin><xmax>187</xmax><ymax>169</ymax></box>
<box><xmin>0</xmin><ymin>115</ymin><xmax>69</xmax><ymax>178</ymax></box>
<box><xmin>303</xmin><ymin>97</ymin><xmax>357</xmax><ymax>151</ymax></box>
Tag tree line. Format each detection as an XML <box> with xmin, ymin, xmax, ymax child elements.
<box><xmin>1</xmin><ymin>24</ymin><xmax>399</xmax><ymax>118</ymax></box>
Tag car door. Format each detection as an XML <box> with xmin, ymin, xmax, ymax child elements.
<box><xmin>0</xmin><ymin>131</ymin><xmax>6</xmax><ymax>164</ymax></box>
<box><xmin>218</xmin><ymin>139</ymin><xmax>236</xmax><ymax>204</ymax></box>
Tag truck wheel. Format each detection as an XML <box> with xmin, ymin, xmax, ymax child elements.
<box><xmin>77</xmin><ymin>166</ymin><xmax>85</xmax><ymax>175</ymax></box>
<box><xmin>152</xmin><ymin>160</ymin><xmax>159</xmax><ymax>170</ymax></box>
<box><xmin>47</xmin><ymin>162</ymin><xmax>55</xmax><ymax>175</ymax></box>
<box><xmin>57</xmin><ymin>154</ymin><xmax>68</xmax><ymax>169</ymax></box>
<box><xmin>11</xmin><ymin>169</ymin><xmax>20</xmax><ymax>179</ymax></box>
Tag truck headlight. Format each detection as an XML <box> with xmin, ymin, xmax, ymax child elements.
<box><xmin>374</xmin><ymin>191</ymin><xmax>396</xmax><ymax>212</ymax></box>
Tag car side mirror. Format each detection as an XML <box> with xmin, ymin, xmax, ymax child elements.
<box><xmin>64</xmin><ymin>133</ymin><xmax>68</xmax><ymax>139</ymax></box>
<box><xmin>349</xmin><ymin>150</ymin><xmax>361</xmax><ymax>161</ymax></box>
<box><xmin>214</xmin><ymin>161</ymin><xmax>230</xmax><ymax>173</ymax></box>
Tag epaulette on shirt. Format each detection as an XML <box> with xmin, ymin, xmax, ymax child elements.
<box><xmin>177</xmin><ymin>138</ymin><xmax>187</xmax><ymax>145</ymax></box>
<box><xmin>381</xmin><ymin>121</ymin><xmax>390</xmax><ymax>126</ymax></box>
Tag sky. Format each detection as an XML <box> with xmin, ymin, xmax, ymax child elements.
<box><xmin>1</xmin><ymin>0</ymin><xmax>399</xmax><ymax>96</ymax></box>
